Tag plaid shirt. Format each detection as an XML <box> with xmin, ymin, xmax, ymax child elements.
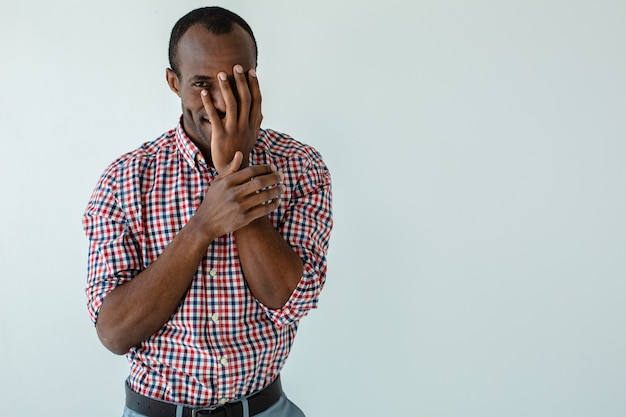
<box><xmin>83</xmin><ymin>120</ymin><xmax>332</xmax><ymax>406</ymax></box>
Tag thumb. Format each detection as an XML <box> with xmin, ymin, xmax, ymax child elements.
<box><xmin>222</xmin><ymin>151</ymin><xmax>243</xmax><ymax>175</ymax></box>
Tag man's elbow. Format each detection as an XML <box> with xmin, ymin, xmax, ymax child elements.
<box><xmin>95</xmin><ymin>320</ymin><xmax>132</xmax><ymax>355</ymax></box>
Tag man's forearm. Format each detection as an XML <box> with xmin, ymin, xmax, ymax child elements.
<box><xmin>96</xmin><ymin>219</ymin><xmax>213</xmax><ymax>355</ymax></box>
<box><xmin>234</xmin><ymin>216</ymin><xmax>303</xmax><ymax>309</ymax></box>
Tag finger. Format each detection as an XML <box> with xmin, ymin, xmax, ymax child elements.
<box><xmin>244</xmin><ymin>171</ymin><xmax>282</xmax><ymax>195</ymax></box>
<box><xmin>245</xmin><ymin>183</ymin><xmax>284</xmax><ymax>207</ymax></box>
<box><xmin>201</xmin><ymin>89</ymin><xmax>223</xmax><ymax>133</ymax></box>
<box><xmin>257</xmin><ymin>111</ymin><xmax>263</xmax><ymax>133</ymax></box>
<box><xmin>218</xmin><ymin>71</ymin><xmax>238</xmax><ymax>129</ymax></box>
<box><xmin>229</xmin><ymin>164</ymin><xmax>278</xmax><ymax>184</ymax></box>
<box><xmin>223</xmin><ymin>151</ymin><xmax>244</xmax><ymax>175</ymax></box>
<box><xmin>240</xmin><ymin>198</ymin><xmax>281</xmax><ymax>228</ymax></box>
<box><xmin>234</xmin><ymin>65</ymin><xmax>251</xmax><ymax>124</ymax></box>
<box><xmin>248</xmin><ymin>69</ymin><xmax>262</xmax><ymax>128</ymax></box>
<box><xmin>246</xmin><ymin>195</ymin><xmax>282</xmax><ymax>218</ymax></box>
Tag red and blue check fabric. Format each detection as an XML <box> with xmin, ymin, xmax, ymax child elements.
<box><xmin>83</xmin><ymin>120</ymin><xmax>332</xmax><ymax>406</ymax></box>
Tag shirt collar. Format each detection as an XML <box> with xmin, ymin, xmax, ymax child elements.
<box><xmin>175</xmin><ymin>117</ymin><xmax>208</xmax><ymax>170</ymax></box>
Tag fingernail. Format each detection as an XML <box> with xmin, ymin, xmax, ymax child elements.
<box><xmin>235</xmin><ymin>65</ymin><xmax>244</xmax><ymax>74</ymax></box>
<box><xmin>201</xmin><ymin>90</ymin><xmax>208</xmax><ymax>96</ymax></box>
<box><xmin>249</xmin><ymin>69</ymin><xmax>257</xmax><ymax>78</ymax></box>
<box><xmin>218</xmin><ymin>72</ymin><xmax>227</xmax><ymax>81</ymax></box>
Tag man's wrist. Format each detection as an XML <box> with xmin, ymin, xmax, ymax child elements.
<box><xmin>181</xmin><ymin>215</ymin><xmax>217</xmax><ymax>248</ymax></box>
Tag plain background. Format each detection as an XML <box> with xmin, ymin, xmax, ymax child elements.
<box><xmin>1</xmin><ymin>0</ymin><xmax>625</xmax><ymax>416</ymax></box>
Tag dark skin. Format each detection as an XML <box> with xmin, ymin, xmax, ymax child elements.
<box><xmin>95</xmin><ymin>24</ymin><xmax>304</xmax><ymax>355</ymax></box>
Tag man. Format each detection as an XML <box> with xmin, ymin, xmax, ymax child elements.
<box><xmin>83</xmin><ymin>7</ymin><xmax>332</xmax><ymax>417</ymax></box>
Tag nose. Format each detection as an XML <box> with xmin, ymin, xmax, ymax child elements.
<box><xmin>210</xmin><ymin>87</ymin><xmax>227</xmax><ymax>115</ymax></box>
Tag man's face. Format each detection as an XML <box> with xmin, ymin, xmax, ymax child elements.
<box><xmin>166</xmin><ymin>24</ymin><xmax>257</xmax><ymax>159</ymax></box>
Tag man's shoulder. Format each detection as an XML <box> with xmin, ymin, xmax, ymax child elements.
<box><xmin>101</xmin><ymin>128</ymin><xmax>177</xmax><ymax>180</ymax></box>
<box><xmin>257</xmin><ymin>128</ymin><xmax>324</xmax><ymax>163</ymax></box>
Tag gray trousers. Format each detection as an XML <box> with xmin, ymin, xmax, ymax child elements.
<box><xmin>122</xmin><ymin>394</ymin><xmax>305</xmax><ymax>417</ymax></box>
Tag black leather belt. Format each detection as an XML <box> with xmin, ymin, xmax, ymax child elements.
<box><xmin>125</xmin><ymin>376</ymin><xmax>283</xmax><ymax>417</ymax></box>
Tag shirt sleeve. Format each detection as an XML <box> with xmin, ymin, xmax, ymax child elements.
<box><xmin>82</xmin><ymin>170</ymin><xmax>143</xmax><ymax>325</ymax></box>
<box><xmin>261</xmin><ymin>149</ymin><xmax>333</xmax><ymax>326</ymax></box>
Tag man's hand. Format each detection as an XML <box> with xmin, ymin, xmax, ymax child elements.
<box><xmin>202</xmin><ymin>65</ymin><xmax>262</xmax><ymax>174</ymax></box>
<box><xmin>192</xmin><ymin>151</ymin><xmax>283</xmax><ymax>242</ymax></box>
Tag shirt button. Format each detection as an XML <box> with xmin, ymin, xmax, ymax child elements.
<box><xmin>209</xmin><ymin>269</ymin><xmax>217</xmax><ymax>277</ymax></box>
<box><xmin>219</xmin><ymin>398</ymin><xmax>228</xmax><ymax>405</ymax></box>
<box><xmin>211</xmin><ymin>313</ymin><xmax>219</xmax><ymax>323</ymax></box>
<box><xmin>220</xmin><ymin>356</ymin><xmax>228</xmax><ymax>366</ymax></box>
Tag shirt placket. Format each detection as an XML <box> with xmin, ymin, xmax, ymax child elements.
<box><xmin>193</xmin><ymin>151</ymin><xmax>234</xmax><ymax>405</ymax></box>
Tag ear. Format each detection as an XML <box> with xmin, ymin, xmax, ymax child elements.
<box><xmin>166</xmin><ymin>68</ymin><xmax>181</xmax><ymax>96</ymax></box>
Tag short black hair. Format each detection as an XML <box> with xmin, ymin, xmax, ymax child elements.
<box><xmin>168</xmin><ymin>7</ymin><xmax>258</xmax><ymax>76</ymax></box>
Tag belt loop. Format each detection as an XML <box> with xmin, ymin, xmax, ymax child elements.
<box><xmin>241</xmin><ymin>397</ymin><xmax>250</xmax><ymax>417</ymax></box>
<box><xmin>176</xmin><ymin>404</ymin><xmax>184</xmax><ymax>417</ymax></box>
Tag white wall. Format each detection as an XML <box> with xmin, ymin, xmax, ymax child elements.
<box><xmin>1</xmin><ymin>0</ymin><xmax>625</xmax><ymax>416</ymax></box>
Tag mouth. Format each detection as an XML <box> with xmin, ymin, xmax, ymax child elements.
<box><xmin>201</xmin><ymin>112</ymin><xmax>226</xmax><ymax>125</ymax></box>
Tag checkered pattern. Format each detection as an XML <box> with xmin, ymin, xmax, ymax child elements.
<box><xmin>83</xmin><ymin>120</ymin><xmax>332</xmax><ymax>406</ymax></box>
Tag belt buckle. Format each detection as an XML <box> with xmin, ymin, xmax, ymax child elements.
<box><xmin>191</xmin><ymin>406</ymin><xmax>219</xmax><ymax>416</ymax></box>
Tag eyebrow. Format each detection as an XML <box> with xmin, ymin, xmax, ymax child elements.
<box><xmin>190</xmin><ymin>75</ymin><xmax>215</xmax><ymax>81</ymax></box>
